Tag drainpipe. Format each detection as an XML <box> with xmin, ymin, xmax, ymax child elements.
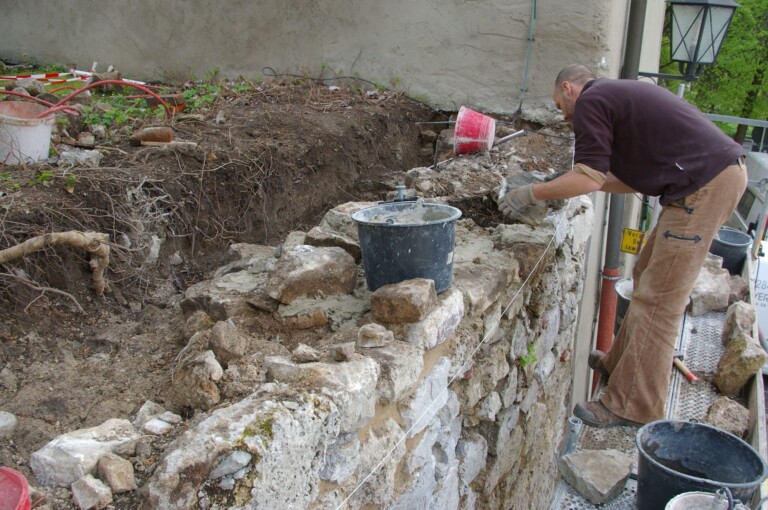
<box><xmin>593</xmin><ymin>0</ymin><xmax>646</xmax><ymax>387</ymax></box>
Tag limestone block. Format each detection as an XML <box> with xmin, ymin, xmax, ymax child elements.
<box><xmin>142</xmin><ymin>418</ymin><xmax>175</xmax><ymax>435</ymax></box>
<box><xmin>457</xmin><ymin>431</ymin><xmax>488</xmax><ymax>489</ymax></box>
<box><xmin>0</xmin><ymin>410</ymin><xmax>17</xmax><ymax>438</ymax></box>
<box><xmin>97</xmin><ymin>453</ymin><xmax>137</xmax><ymax>493</ymax></box>
<box><xmin>265</xmin><ymin>356</ymin><xmax>378</xmax><ymax>432</ymax></box>
<box><xmin>540</xmin><ymin>306</ymin><xmax>561</xmax><ymax>352</ymax></box>
<box><xmin>477</xmin><ymin>392</ymin><xmax>502</xmax><ymax>422</ymax></box>
<box><xmin>209</xmin><ymin>319</ymin><xmax>247</xmax><ymax>363</ymax></box>
<box><xmin>320</xmin><ymin>433</ymin><xmax>360</xmax><ymax>483</ymax></box>
<box><xmin>399</xmin><ymin>357</ymin><xmax>451</xmax><ymax>437</ymax></box>
<box><xmin>140</xmin><ymin>392</ymin><xmax>339</xmax><ymax>510</ymax></box>
<box><xmin>559</xmin><ymin>449</ymin><xmax>633</xmax><ymax>505</ymax></box>
<box><xmin>499</xmin><ymin>365</ymin><xmax>519</xmax><ymax>408</ymax></box>
<box><xmin>328</xmin><ymin>342</ymin><xmax>355</xmax><ymax>361</ymax></box>
<box><xmin>209</xmin><ymin>450</ymin><xmax>252</xmax><ymax>479</ymax></box>
<box><xmin>357</xmin><ymin>323</ymin><xmax>394</xmax><ymax>348</ymax></box>
<box><xmin>31</xmin><ymin>418</ymin><xmax>141</xmax><ymax>487</ymax></box>
<box><xmin>319</xmin><ymin>201</ymin><xmax>376</xmax><ymax>241</ymax></box>
<box><xmin>722</xmin><ymin>301</ymin><xmax>756</xmax><ymax>346</ymax></box>
<box><xmin>371</xmin><ymin>278</ymin><xmax>438</xmax><ymax>323</ymax></box>
<box><xmin>167</xmin><ymin>350</ymin><xmax>223</xmax><ymax>411</ymax></box>
<box><xmin>690</xmin><ymin>264</ymin><xmax>731</xmax><ymax>316</ymax></box>
<box><xmin>72</xmin><ymin>474</ymin><xmax>113</xmax><ymax>510</ymax></box>
<box><xmin>266</xmin><ymin>245</ymin><xmax>357</xmax><ymax>304</ymax></box>
<box><xmin>704</xmin><ymin>396</ymin><xmax>750</xmax><ymax>439</ymax></box>
<box><xmin>492</xmin><ymin>223</ymin><xmax>556</xmax><ymax>248</ymax></box>
<box><xmin>534</xmin><ymin>351</ymin><xmax>557</xmax><ymax>384</ymax></box>
<box><xmin>452</xmin><ymin>263</ymin><xmax>511</xmax><ymax>316</ymax></box>
<box><xmin>292</xmin><ymin>343</ymin><xmax>321</xmax><ymax>363</ymax></box>
<box><xmin>132</xmin><ymin>400</ymin><xmax>166</xmax><ymax>428</ymax></box>
<box><xmin>390</xmin><ymin>455</ymin><xmax>437</xmax><ymax>510</ymax></box>
<box><xmin>305</xmin><ymin>225</ymin><xmax>361</xmax><ymax>261</ymax></box>
<box><xmin>361</xmin><ymin>340</ymin><xmax>423</xmax><ymax>404</ymax></box>
<box><xmin>483</xmin><ymin>426</ymin><xmax>525</xmax><ymax>493</ymax></box>
<box><xmin>350</xmin><ymin>418</ymin><xmax>406</xmax><ymax>507</ymax></box>
<box><xmin>479</xmin><ymin>405</ymin><xmax>520</xmax><ymax>456</ymax></box>
<box><xmin>406</xmin><ymin>419</ymin><xmax>440</xmax><ymax>474</ymax></box>
<box><xmin>715</xmin><ymin>337</ymin><xmax>767</xmax><ymax>396</ymax></box>
<box><xmin>432</xmin><ymin>461</ymin><xmax>461</xmax><ymax>510</ymax></box>
<box><xmin>399</xmin><ymin>288</ymin><xmax>465</xmax><ymax>350</ymax></box>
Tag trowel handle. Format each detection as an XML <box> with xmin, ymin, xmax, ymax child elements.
<box><xmin>492</xmin><ymin>129</ymin><xmax>526</xmax><ymax>147</ymax></box>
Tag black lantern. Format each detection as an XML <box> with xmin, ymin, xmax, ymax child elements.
<box><xmin>668</xmin><ymin>0</ymin><xmax>740</xmax><ymax>79</ymax></box>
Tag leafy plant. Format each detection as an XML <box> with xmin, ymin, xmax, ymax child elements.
<box><xmin>518</xmin><ymin>343</ymin><xmax>538</xmax><ymax>368</ymax></box>
<box><xmin>32</xmin><ymin>169</ymin><xmax>54</xmax><ymax>187</ymax></box>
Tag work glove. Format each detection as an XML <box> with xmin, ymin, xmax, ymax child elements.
<box><xmin>498</xmin><ymin>184</ymin><xmax>536</xmax><ymax>219</ymax></box>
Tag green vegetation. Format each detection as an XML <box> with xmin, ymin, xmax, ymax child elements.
<box><xmin>518</xmin><ymin>343</ymin><xmax>537</xmax><ymax>368</ymax></box>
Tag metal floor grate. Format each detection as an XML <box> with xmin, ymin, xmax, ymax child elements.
<box><xmin>549</xmin><ymin>311</ymin><xmax>727</xmax><ymax>510</ymax></box>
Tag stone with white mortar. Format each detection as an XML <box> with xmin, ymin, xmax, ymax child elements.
<box><xmin>319</xmin><ymin>432</ymin><xmax>360</xmax><ymax>483</ymax></box>
<box><xmin>457</xmin><ymin>431</ymin><xmax>488</xmax><ymax>491</ymax></box>
<box><xmin>361</xmin><ymin>340</ymin><xmax>423</xmax><ymax>403</ymax></box>
<box><xmin>305</xmin><ymin>225</ymin><xmax>361</xmax><ymax>261</ymax></box>
<box><xmin>31</xmin><ymin>418</ymin><xmax>141</xmax><ymax>487</ymax></box>
<box><xmin>350</xmin><ymin>418</ymin><xmax>406</xmax><ymax>507</ymax></box>
<box><xmin>266</xmin><ymin>245</ymin><xmax>357</xmax><ymax>304</ymax></box>
<box><xmin>396</xmin><ymin>288</ymin><xmax>464</xmax><ymax>350</ymax></box>
<box><xmin>72</xmin><ymin>474</ymin><xmax>113</xmax><ymax>510</ymax></box>
<box><xmin>399</xmin><ymin>357</ymin><xmax>451</xmax><ymax>437</ymax></box>
<box><xmin>264</xmin><ymin>355</ymin><xmax>378</xmax><ymax>432</ymax></box>
<box><xmin>357</xmin><ymin>322</ymin><xmax>394</xmax><ymax>348</ymax></box>
<box><xmin>452</xmin><ymin>263</ymin><xmax>511</xmax><ymax>317</ymax></box>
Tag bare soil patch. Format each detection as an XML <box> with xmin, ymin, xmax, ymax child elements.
<box><xmin>0</xmin><ymin>78</ymin><xmax>569</xmax><ymax>508</ymax></box>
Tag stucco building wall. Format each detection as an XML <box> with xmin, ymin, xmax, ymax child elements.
<box><xmin>0</xmin><ymin>0</ymin><xmax>661</xmax><ymax>113</ymax></box>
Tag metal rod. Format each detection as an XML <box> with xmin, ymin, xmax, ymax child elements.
<box><xmin>492</xmin><ymin>129</ymin><xmax>527</xmax><ymax>147</ymax></box>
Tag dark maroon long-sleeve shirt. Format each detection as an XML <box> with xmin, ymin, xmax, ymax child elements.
<box><xmin>573</xmin><ymin>78</ymin><xmax>743</xmax><ymax>205</ymax></box>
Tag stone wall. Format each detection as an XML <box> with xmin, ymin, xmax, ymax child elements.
<box><xmin>134</xmin><ymin>180</ymin><xmax>594</xmax><ymax>508</ymax></box>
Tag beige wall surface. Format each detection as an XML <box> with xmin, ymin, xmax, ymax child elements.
<box><xmin>0</xmin><ymin>0</ymin><xmax>635</xmax><ymax>113</ymax></box>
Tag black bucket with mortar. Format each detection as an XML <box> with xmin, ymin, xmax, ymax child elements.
<box><xmin>635</xmin><ymin>420</ymin><xmax>768</xmax><ymax>509</ymax></box>
<box><xmin>709</xmin><ymin>226</ymin><xmax>751</xmax><ymax>275</ymax></box>
<box><xmin>351</xmin><ymin>201</ymin><xmax>462</xmax><ymax>293</ymax></box>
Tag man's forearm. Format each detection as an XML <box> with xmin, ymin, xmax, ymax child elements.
<box><xmin>531</xmin><ymin>171</ymin><xmax>603</xmax><ymax>201</ymax></box>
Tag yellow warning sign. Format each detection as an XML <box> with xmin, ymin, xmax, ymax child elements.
<box><xmin>620</xmin><ymin>228</ymin><xmax>645</xmax><ymax>255</ymax></box>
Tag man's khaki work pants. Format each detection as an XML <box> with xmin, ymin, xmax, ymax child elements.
<box><xmin>601</xmin><ymin>160</ymin><xmax>747</xmax><ymax>423</ymax></box>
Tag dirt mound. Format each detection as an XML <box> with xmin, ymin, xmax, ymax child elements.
<box><xmin>0</xmin><ymin>78</ymin><xmax>570</xmax><ymax>508</ymax></box>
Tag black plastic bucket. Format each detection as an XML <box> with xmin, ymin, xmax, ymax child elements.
<box><xmin>636</xmin><ymin>420</ymin><xmax>768</xmax><ymax>509</ymax></box>
<box><xmin>351</xmin><ymin>201</ymin><xmax>462</xmax><ymax>293</ymax></box>
<box><xmin>709</xmin><ymin>226</ymin><xmax>751</xmax><ymax>275</ymax></box>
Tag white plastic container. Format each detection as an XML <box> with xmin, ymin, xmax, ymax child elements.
<box><xmin>0</xmin><ymin>102</ymin><xmax>55</xmax><ymax>165</ymax></box>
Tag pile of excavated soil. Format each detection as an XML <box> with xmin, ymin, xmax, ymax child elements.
<box><xmin>0</xmin><ymin>78</ymin><xmax>572</xmax><ymax>508</ymax></box>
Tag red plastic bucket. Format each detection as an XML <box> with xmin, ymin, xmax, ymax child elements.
<box><xmin>0</xmin><ymin>467</ymin><xmax>31</xmax><ymax>510</ymax></box>
<box><xmin>453</xmin><ymin>106</ymin><xmax>496</xmax><ymax>155</ymax></box>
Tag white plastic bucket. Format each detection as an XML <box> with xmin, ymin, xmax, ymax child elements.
<box><xmin>665</xmin><ymin>491</ymin><xmax>730</xmax><ymax>509</ymax></box>
<box><xmin>0</xmin><ymin>102</ymin><xmax>55</xmax><ymax>165</ymax></box>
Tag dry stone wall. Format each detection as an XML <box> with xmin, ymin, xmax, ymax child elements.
<box><xmin>134</xmin><ymin>191</ymin><xmax>594</xmax><ymax>509</ymax></box>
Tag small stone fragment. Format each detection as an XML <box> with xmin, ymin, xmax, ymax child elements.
<box><xmin>209</xmin><ymin>451</ymin><xmax>253</xmax><ymax>479</ymax></box>
<box><xmin>292</xmin><ymin>343</ymin><xmax>322</xmax><ymax>363</ymax></box>
<box><xmin>329</xmin><ymin>342</ymin><xmax>356</xmax><ymax>361</ymax></box>
<box><xmin>71</xmin><ymin>474</ymin><xmax>113</xmax><ymax>510</ymax></box>
<box><xmin>97</xmin><ymin>453</ymin><xmax>137</xmax><ymax>493</ymax></box>
<box><xmin>357</xmin><ymin>323</ymin><xmax>394</xmax><ymax>348</ymax></box>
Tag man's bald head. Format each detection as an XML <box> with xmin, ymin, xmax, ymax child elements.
<box><xmin>555</xmin><ymin>64</ymin><xmax>596</xmax><ymax>88</ymax></box>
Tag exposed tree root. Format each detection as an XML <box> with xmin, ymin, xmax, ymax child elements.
<box><xmin>0</xmin><ymin>231</ymin><xmax>111</xmax><ymax>295</ymax></box>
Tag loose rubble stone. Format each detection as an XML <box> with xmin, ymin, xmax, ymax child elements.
<box><xmin>690</xmin><ymin>261</ymin><xmax>731</xmax><ymax>316</ymax></box>
<box><xmin>0</xmin><ymin>367</ymin><xmax>18</xmax><ymax>391</ymax></box>
<box><xmin>97</xmin><ymin>453</ymin><xmax>137</xmax><ymax>493</ymax></box>
<box><xmin>0</xmin><ymin>410</ymin><xmax>17</xmax><ymax>438</ymax></box>
<box><xmin>72</xmin><ymin>475</ymin><xmax>113</xmax><ymax>510</ymax></box>
<box><xmin>133</xmin><ymin>400</ymin><xmax>167</xmax><ymax>428</ymax></box>
<box><xmin>318</xmin><ymin>201</ymin><xmax>376</xmax><ymax>241</ymax></box>
<box><xmin>266</xmin><ymin>245</ymin><xmax>357</xmax><ymax>304</ymax></box>
<box><xmin>305</xmin><ymin>225</ymin><xmax>362</xmax><ymax>261</ymax></box>
<box><xmin>209</xmin><ymin>319</ymin><xmax>247</xmax><ymax>363</ymax></box>
<box><xmin>167</xmin><ymin>350</ymin><xmax>223</xmax><ymax>411</ymax></box>
<box><xmin>722</xmin><ymin>301</ymin><xmax>756</xmax><ymax>346</ymax></box>
<box><xmin>370</xmin><ymin>278</ymin><xmax>438</xmax><ymax>323</ymax></box>
<box><xmin>704</xmin><ymin>396</ymin><xmax>750</xmax><ymax>439</ymax></box>
<box><xmin>559</xmin><ymin>449</ymin><xmax>633</xmax><ymax>505</ymax></box>
<box><xmin>31</xmin><ymin>418</ymin><xmax>141</xmax><ymax>487</ymax></box>
<box><xmin>729</xmin><ymin>274</ymin><xmax>749</xmax><ymax>304</ymax></box>
<box><xmin>328</xmin><ymin>342</ymin><xmax>356</xmax><ymax>361</ymax></box>
<box><xmin>357</xmin><ymin>323</ymin><xmax>395</xmax><ymax>348</ymax></box>
<box><xmin>292</xmin><ymin>343</ymin><xmax>322</xmax><ymax>363</ymax></box>
<box><xmin>142</xmin><ymin>418</ymin><xmax>175</xmax><ymax>435</ymax></box>
<box><xmin>715</xmin><ymin>336</ymin><xmax>767</xmax><ymax>396</ymax></box>
<box><xmin>279</xmin><ymin>306</ymin><xmax>328</xmax><ymax>329</ymax></box>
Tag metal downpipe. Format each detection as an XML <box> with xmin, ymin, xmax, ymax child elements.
<box><xmin>592</xmin><ymin>0</ymin><xmax>646</xmax><ymax>390</ymax></box>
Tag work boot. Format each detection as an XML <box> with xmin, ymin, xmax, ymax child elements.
<box><xmin>588</xmin><ymin>349</ymin><xmax>610</xmax><ymax>378</ymax></box>
<box><xmin>573</xmin><ymin>401</ymin><xmax>642</xmax><ymax>428</ymax></box>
